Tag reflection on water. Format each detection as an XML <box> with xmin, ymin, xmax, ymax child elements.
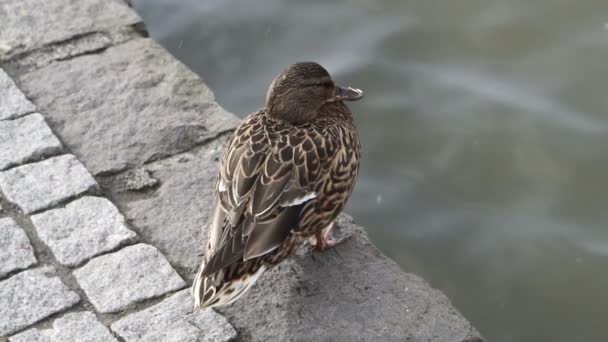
<box><xmin>133</xmin><ymin>0</ymin><xmax>608</xmax><ymax>340</ymax></box>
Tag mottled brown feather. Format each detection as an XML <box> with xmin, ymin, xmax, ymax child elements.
<box><xmin>202</xmin><ymin>102</ymin><xmax>359</xmax><ymax>282</ymax></box>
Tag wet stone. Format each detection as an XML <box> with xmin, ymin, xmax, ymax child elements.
<box><xmin>0</xmin><ymin>155</ymin><xmax>98</xmax><ymax>214</ymax></box>
<box><xmin>73</xmin><ymin>244</ymin><xmax>185</xmax><ymax>313</ymax></box>
<box><xmin>0</xmin><ymin>267</ymin><xmax>80</xmax><ymax>336</ymax></box>
<box><xmin>0</xmin><ymin>218</ymin><xmax>37</xmax><ymax>279</ymax></box>
<box><xmin>111</xmin><ymin>290</ymin><xmax>237</xmax><ymax>342</ymax></box>
<box><xmin>31</xmin><ymin>196</ymin><xmax>137</xmax><ymax>267</ymax></box>
<box><xmin>0</xmin><ymin>113</ymin><xmax>63</xmax><ymax>171</ymax></box>
<box><xmin>0</xmin><ymin>69</ymin><xmax>35</xmax><ymax>120</ymax></box>
<box><xmin>10</xmin><ymin>311</ymin><xmax>117</xmax><ymax>342</ymax></box>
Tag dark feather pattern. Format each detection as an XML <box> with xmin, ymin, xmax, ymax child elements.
<box><xmin>193</xmin><ymin>62</ymin><xmax>361</xmax><ymax>309</ymax></box>
<box><xmin>200</xmin><ymin>103</ymin><xmax>359</xmax><ymax>278</ymax></box>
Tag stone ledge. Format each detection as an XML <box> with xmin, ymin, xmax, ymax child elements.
<box><xmin>0</xmin><ymin>0</ymin><xmax>141</xmax><ymax>63</ymax></box>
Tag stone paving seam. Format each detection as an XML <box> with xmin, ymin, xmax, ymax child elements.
<box><xmin>0</xmin><ymin>68</ymin><xmax>36</xmax><ymax>121</ymax></box>
<box><xmin>73</xmin><ymin>243</ymin><xmax>186</xmax><ymax>314</ymax></box>
<box><xmin>0</xmin><ymin>113</ymin><xmax>64</xmax><ymax>171</ymax></box>
<box><xmin>0</xmin><ymin>266</ymin><xmax>80</xmax><ymax>337</ymax></box>
<box><xmin>0</xmin><ymin>154</ymin><xmax>99</xmax><ymax>215</ymax></box>
<box><xmin>111</xmin><ymin>289</ymin><xmax>237</xmax><ymax>342</ymax></box>
<box><xmin>9</xmin><ymin>311</ymin><xmax>118</xmax><ymax>342</ymax></box>
<box><xmin>30</xmin><ymin>196</ymin><xmax>138</xmax><ymax>267</ymax></box>
<box><xmin>0</xmin><ymin>217</ymin><xmax>37</xmax><ymax>279</ymax></box>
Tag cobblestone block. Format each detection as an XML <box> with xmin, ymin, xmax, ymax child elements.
<box><xmin>73</xmin><ymin>244</ymin><xmax>185</xmax><ymax>313</ymax></box>
<box><xmin>0</xmin><ymin>155</ymin><xmax>98</xmax><ymax>214</ymax></box>
<box><xmin>0</xmin><ymin>69</ymin><xmax>35</xmax><ymax>120</ymax></box>
<box><xmin>111</xmin><ymin>290</ymin><xmax>237</xmax><ymax>342</ymax></box>
<box><xmin>0</xmin><ymin>218</ymin><xmax>36</xmax><ymax>278</ymax></box>
<box><xmin>0</xmin><ymin>267</ymin><xmax>80</xmax><ymax>336</ymax></box>
<box><xmin>0</xmin><ymin>113</ymin><xmax>63</xmax><ymax>170</ymax></box>
<box><xmin>10</xmin><ymin>311</ymin><xmax>116</xmax><ymax>342</ymax></box>
<box><xmin>31</xmin><ymin>196</ymin><xmax>136</xmax><ymax>267</ymax></box>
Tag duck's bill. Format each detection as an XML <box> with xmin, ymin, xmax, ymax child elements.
<box><xmin>335</xmin><ymin>85</ymin><xmax>363</xmax><ymax>101</ymax></box>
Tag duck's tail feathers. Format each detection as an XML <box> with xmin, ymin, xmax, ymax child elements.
<box><xmin>192</xmin><ymin>263</ymin><xmax>266</xmax><ymax>309</ymax></box>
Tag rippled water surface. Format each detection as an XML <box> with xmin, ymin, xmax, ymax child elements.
<box><xmin>133</xmin><ymin>1</ymin><xmax>608</xmax><ymax>340</ymax></box>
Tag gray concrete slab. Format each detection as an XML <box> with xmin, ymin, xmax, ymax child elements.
<box><xmin>0</xmin><ymin>218</ymin><xmax>36</xmax><ymax>278</ymax></box>
<box><xmin>0</xmin><ymin>266</ymin><xmax>80</xmax><ymax>336</ymax></box>
<box><xmin>10</xmin><ymin>311</ymin><xmax>117</xmax><ymax>342</ymax></box>
<box><xmin>107</xmin><ymin>138</ymin><xmax>226</xmax><ymax>277</ymax></box>
<box><xmin>0</xmin><ymin>113</ymin><xmax>63</xmax><ymax>170</ymax></box>
<box><xmin>0</xmin><ymin>155</ymin><xmax>98</xmax><ymax>214</ymax></box>
<box><xmin>0</xmin><ymin>0</ymin><xmax>140</xmax><ymax>61</ymax></box>
<box><xmin>73</xmin><ymin>243</ymin><xmax>186</xmax><ymax>313</ymax></box>
<box><xmin>0</xmin><ymin>68</ymin><xmax>35</xmax><ymax>120</ymax></box>
<box><xmin>31</xmin><ymin>196</ymin><xmax>137</xmax><ymax>267</ymax></box>
<box><xmin>17</xmin><ymin>38</ymin><xmax>239</xmax><ymax>175</ymax></box>
<box><xmin>218</xmin><ymin>215</ymin><xmax>481</xmax><ymax>342</ymax></box>
<box><xmin>111</xmin><ymin>290</ymin><xmax>237</xmax><ymax>342</ymax></box>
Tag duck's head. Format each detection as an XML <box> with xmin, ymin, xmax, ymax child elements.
<box><xmin>265</xmin><ymin>62</ymin><xmax>363</xmax><ymax>124</ymax></box>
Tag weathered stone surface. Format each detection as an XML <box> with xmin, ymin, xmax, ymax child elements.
<box><xmin>18</xmin><ymin>38</ymin><xmax>239</xmax><ymax>175</ymax></box>
<box><xmin>0</xmin><ymin>266</ymin><xmax>80</xmax><ymax>336</ymax></box>
<box><xmin>0</xmin><ymin>155</ymin><xmax>98</xmax><ymax>214</ymax></box>
<box><xmin>111</xmin><ymin>290</ymin><xmax>237</xmax><ymax>342</ymax></box>
<box><xmin>224</xmin><ymin>217</ymin><xmax>482</xmax><ymax>342</ymax></box>
<box><xmin>10</xmin><ymin>311</ymin><xmax>117</xmax><ymax>342</ymax></box>
<box><xmin>122</xmin><ymin>168</ymin><xmax>159</xmax><ymax>191</ymax></box>
<box><xmin>0</xmin><ymin>218</ymin><xmax>36</xmax><ymax>278</ymax></box>
<box><xmin>109</xmin><ymin>138</ymin><xmax>226</xmax><ymax>277</ymax></box>
<box><xmin>107</xmin><ymin>136</ymin><xmax>482</xmax><ymax>340</ymax></box>
<box><xmin>31</xmin><ymin>196</ymin><xmax>137</xmax><ymax>267</ymax></box>
<box><xmin>0</xmin><ymin>69</ymin><xmax>35</xmax><ymax>120</ymax></box>
<box><xmin>73</xmin><ymin>243</ymin><xmax>185</xmax><ymax>313</ymax></box>
<box><xmin>0</xmin><ymin>113</ymin><xmax>63</xmax><ymax>170</ymax></box>
<box><xmin>0</xmin><ymin>0</ymin><xmax>141</xmax><ymax>61</ymax></box>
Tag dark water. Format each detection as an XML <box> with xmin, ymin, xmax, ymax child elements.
<box><xmin>132</xmin><ymin>1</ymin><xmax>608</xmax><ymax>340</ymax></box>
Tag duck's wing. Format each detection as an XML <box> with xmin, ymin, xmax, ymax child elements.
<box><xmin>201</xmin><ymin>114</ymin><xmax>324</xmax><ymax>277</ymax></box>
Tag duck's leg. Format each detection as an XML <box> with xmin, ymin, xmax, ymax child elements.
<box><xmin>310</xmin><ymin>222</ymin><xmax>351</xmax><ymax>251</ymax></box>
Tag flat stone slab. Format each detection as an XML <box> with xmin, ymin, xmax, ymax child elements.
<box><xmin>0</xmin><ymin>0</ymin><xmax>140</xmax><ymax>61</ymax></box>
<box><xmin>0</xmin><ymin>154</ymin><xmax>98</xmax><ymax>214</ymax></box>
<box><xmin>0</xmin><ymin>69</ymin><xmax>35</xmax><ymax>120</ymax></box>
<box><xmin>31</xmin><ymin>196</ymin><xmax>137</xmax><ymax>267</ymax></box>
<box><xmin>219</xmin><ymin>216</ymin><xmax>482</xmax><ymax>342</ymax></box>
<box><xmin>18</xmin><ymin>38</ymin><xmax>239</xmax><ymax>175</ymax></box>
<box><xmin>0</xmin><ymin>113</ymin><xmax>63</xmax><ymax>170</ymax></box>
<box><xmin>73</xmin><ymin>243</ymin><xmax>185</xmax><ymax>313</ymax></box>
<box><xmin>111</xmin><ymin>290</ymin><xmax>237</xmax><ymax>342</ymax></box>
<box><xmin>0</xmin><ymin>266</ymin><xmax>80</xmax><ymax>336</ymax></box>
<box><xmin>108</xmin><ymin>138</ymin><xmax>226</xmax><ymax>277</ymax></box>
<box><xmin>0</xmin><ymin>218</ymin><xmax>36</xmax><ymax>278</ymax></box>
<box><xmin>10</xmin><ymin>311</ymin><xmax>117</xmax><ymax>342</ymax></box>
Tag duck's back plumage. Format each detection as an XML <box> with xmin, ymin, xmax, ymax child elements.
<box><xmin>193</xmin><ymin>102</ymin><xmax>360</xmax><ymax>308</ymax></box>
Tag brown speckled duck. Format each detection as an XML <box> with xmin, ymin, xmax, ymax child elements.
<box><xmin>192</xmin><ymin>62</ymin><xmax>363</xmax><ymax>309</ymax></box>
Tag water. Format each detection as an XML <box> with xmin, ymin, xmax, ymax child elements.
<box><xmin>132</xmin><ymin>1</ymin><xmax>608</xmax><ymax>340</ymax></box>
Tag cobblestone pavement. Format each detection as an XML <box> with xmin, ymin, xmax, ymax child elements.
<box><xmin>0</xmin><ymin>0</ymin><xmax>483</xmax><ymax>341</ymax></box>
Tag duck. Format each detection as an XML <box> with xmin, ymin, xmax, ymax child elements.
<box><xmin>192</xmin><ymin>62</ymin><xmax>363</xmax><ymax>309</ymax></box>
